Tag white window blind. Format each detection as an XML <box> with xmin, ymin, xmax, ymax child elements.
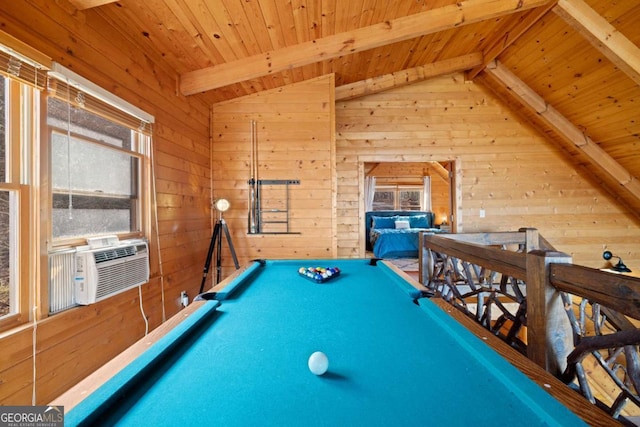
<box><xmin>0</xmin><ymin>46</ymin><xmax>47</xmax><ymax>89</ymax></box>
<box><xmin>48</xmin><ymin>63</ymin><xmax>154</xmax><ymax>135</ymax></box>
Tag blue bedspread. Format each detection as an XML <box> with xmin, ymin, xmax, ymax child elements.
<box><xmin>370</xmin><ymin>228</ymin><xmax>441</xmax><ymax>259</ymax></box>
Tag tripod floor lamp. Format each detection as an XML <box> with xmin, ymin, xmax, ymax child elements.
<box><xmin>199</xmin><ymin>198</ymin><xmax>240</xmax><ymax>293</ymax></box>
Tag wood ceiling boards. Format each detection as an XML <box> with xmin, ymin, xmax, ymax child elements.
<box><xmin>77</xmin><ymin>0</ymin><xmax>639</xmax><ymax>218</ymax></box>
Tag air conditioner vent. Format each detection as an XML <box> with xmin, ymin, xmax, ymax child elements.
<box><xmin>95</xmin><ymin>255</ymin><xmax>149</xmax><ymax>300</ymax></box>
<box><xmin>94</xmin><ymin>245</ymin><xmax>137</xmax><ymax>263</ymax></box>
<box><xmin>75</xmin><ymin>241</ymin><xmax>150</xmax><ymax>305</ymax></box>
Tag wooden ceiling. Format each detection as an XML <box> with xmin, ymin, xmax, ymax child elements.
<box><xmin>70</xmin><ymin>0</ymin><xmax>640</xmax><ymax>217</ymax></box>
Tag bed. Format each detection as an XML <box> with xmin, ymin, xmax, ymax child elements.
<box><xmin>365</xmin><ymin>211</ymin><xmax>442</xmax><ymax>259</ymax></box>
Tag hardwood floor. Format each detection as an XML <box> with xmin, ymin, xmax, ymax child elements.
<box><xmin>404</xmin><ymin>270</ymin><xmax>419</xmax><ymax>281</ymax></box>
<box><xmin>376</xmin><ymin>255</ymin><xmax>420</xmax><ymax>280</ymax></box>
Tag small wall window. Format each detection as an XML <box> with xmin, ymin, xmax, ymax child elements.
<box><xmin>399</xmin><ymin>189</ymin><xmax>421</xmax><ymax>210</ymax></box>
<box><xmin>373</xmin><ymin>185</ymin><xmax>423</xmax><ymax>211</ymax></box>
<box><xmin>372</xmin><ymin>188</ymin><xmax>395</xmax><ymax>210</ymax></box>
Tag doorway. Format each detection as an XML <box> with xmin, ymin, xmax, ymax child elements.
<box><xmin>361</xmin><ymin>159</ymin><xmax>459</xmax><ymax>256</ymax></box>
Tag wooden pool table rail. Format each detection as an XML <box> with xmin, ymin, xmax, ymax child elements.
<box><xmin>391</xmin><ymin>260</ymin><xmax>616</xmax><ymax>426</ymax></box>
<box><xmin>51</xmin><ymin>263</ymin><xmax>256</xmax><ymax>412</ymax></box>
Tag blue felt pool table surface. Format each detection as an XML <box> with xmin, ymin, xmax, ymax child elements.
<box><xmin>66</xmin><ymin>259</ymin><xmax>588</xmax><ymax>426</ymax></box>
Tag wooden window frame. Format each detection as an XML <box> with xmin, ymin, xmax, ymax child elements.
<box><xmin>44</xmin><ymin>77</ymin><xmax>152</xmax><ymax>250</ymax></box>
<box><xmin>0</xmin><ymin>79</ymin><xmax>37</xmax><ymax>332</ymax></box>
<box><xmin>373</xmin><ymin>184</ymin><xmax>424</xmax><ymax>211</ymax></box>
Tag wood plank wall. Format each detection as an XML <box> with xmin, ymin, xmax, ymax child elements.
<box><xmin>336</xmin><ymin>73</ymin><xmax>640</xmax><ymax>269</ymax></box>
<box><xmin>0</xmin><ymin>1</ymin><xmax>211</xmax><ymax>404</ymax></box>
<box><xmin>210</xmin><ymin>75</ymin><xmax>336</xmax><ymax>274</ymax></box>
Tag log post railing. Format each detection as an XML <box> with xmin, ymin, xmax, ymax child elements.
<box><xmin>526</xmin><ymin>250</ymin><xmax>573</xmax><ymax>375</ymax></box>
<box><xmin>419</xmin><ymin>229</ymin><xmax>640</xmax><ymax>421</ymax></box>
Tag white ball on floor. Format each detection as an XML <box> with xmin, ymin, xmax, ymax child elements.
<box><xmin>308</xmin><ymin>351</ymin><xmax>329</xmax><ymax>375</ymax></box>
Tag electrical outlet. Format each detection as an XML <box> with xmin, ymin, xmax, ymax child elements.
<box><xmin>479</xmin><ymin>209</ymin><xmax>485</xmax><ymax>218</ymax></box>
<box><xmin>181</xmin><ymin>291</ymin><xmax>189</xmax><ymax>307</ymax></box>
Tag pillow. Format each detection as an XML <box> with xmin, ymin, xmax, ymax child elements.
<box><xmin>409</xmin><ymin>215</ymin><xmax>430</xmax><ymax>228</ymax></box>
<box><xmin>371</xmin><ymin>216</ymin><xmax>397</xmax><ymax>229</ymax></box>
<box><xmin>395</xmin><ymin>220</ymin><xmax>410</xmax><ymax>229</ymax></box>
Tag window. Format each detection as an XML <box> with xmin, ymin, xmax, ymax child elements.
<box><xmin>0</xmin><ymin>49</ymin><xmax>42</xmax><ymax>328</ymax></box>
<box><xmin>47</xmin><ymin>98</ymin><xmax>144</xmax><ymax>239</ymax></box>
<box><xmin>372</xmin><ymin>188</ymin><xmax>394</xmax><ymax>210</ymax></box>
<box><xmin>399</xmin><ymin>188</ymin><xmax>421</xmax><ymax>210</ymax></box>
<box><xmin>373</xmin><ymin>185</ymin><xmax>423</xmax><ymax>211</ymax></box>
<box><xmin>46</xmin><ymin>71</ymin><xmax>152</xmax><ymax>245</ymax></box>
<box><xmin>44</xmin><ymin>66</ymin><xmax>154</xmax><ymax>314</ymax></box>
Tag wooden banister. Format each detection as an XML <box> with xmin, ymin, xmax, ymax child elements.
<box><xmin>550</xmin><ymin>264</ymin><xmax>640</xmax><ymax>320</ymax></box>
<box><xmin>420</xmin><ymin>229</ymin><xmax>640</xmax><ymax>420</ymax></box>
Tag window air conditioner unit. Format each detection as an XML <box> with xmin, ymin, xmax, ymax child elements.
<box><xmin>75</xmin><ymin>240</ymin><xmax>150</xmax><ymax>305</ymax></box>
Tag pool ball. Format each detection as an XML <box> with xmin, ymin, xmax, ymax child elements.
<box><xmin>308</xmin><ymin>351</ymin><xmax>329</xmax><ymax>375</ymax></box>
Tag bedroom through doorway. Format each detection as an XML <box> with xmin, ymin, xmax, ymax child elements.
<box><xmin>363</xmin><ymin>160</ymin><xmax>456</xmax><ymax>272</ymax></box>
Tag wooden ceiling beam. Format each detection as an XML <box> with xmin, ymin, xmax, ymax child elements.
<box><xmin>179</xmin><ymin>0</ymin><xmax>552</xmax><ymax>95</ymax></box>
<box><xmin>67</xmin><ymin>0</ymin><xmax>118</xmax><ymax>10</ymax></box>
<box><xmin>553</xmin><ymin>0</ymin><xmax>640</xmax><ymax>86</ymax></box>
<box><xmin>466</xmin><ymin>2</ymin><xmax>557</xmax><ymax>80</ymax></box>
<box><xmin>335</xmin><ymin>53</ymin><xmax>483</xmax><ymax>101</ymax></box>
<box><xmin>430</xmin><ymin>162</ymin><xmax>451</xmax><ymax>183</ymax></box>
<box><xmin>484</xmin><ymin>60</ymin><xmax>640</xmax><ymax>201</ymax></box>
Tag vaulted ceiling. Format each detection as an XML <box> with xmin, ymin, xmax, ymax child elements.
<box><xmin>69</xmin><ymin>0</ymin><xmax>640</xmax><ymax>218</ymax></box>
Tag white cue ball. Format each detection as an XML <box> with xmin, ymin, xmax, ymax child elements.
<box><xmin>308</xmin><ymin>351</ymin><xmax>329</xmax><ymax>375</ymax></box>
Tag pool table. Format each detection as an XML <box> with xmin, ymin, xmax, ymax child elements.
<box><xmin>58</xmin><ymin>259</ymin><xmax>608</xmax><ymax>426</ymax></box>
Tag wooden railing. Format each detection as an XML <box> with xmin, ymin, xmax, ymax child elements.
<box><xmin>419</xmin><ymin>229</ymin><xmax>640</xmax><ymax>423</ymax></box>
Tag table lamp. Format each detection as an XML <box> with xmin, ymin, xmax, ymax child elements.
<box><xmin>602</xmin><ymin>250</ymin><xmax>632</xmax><ymax>273</ymax></box>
